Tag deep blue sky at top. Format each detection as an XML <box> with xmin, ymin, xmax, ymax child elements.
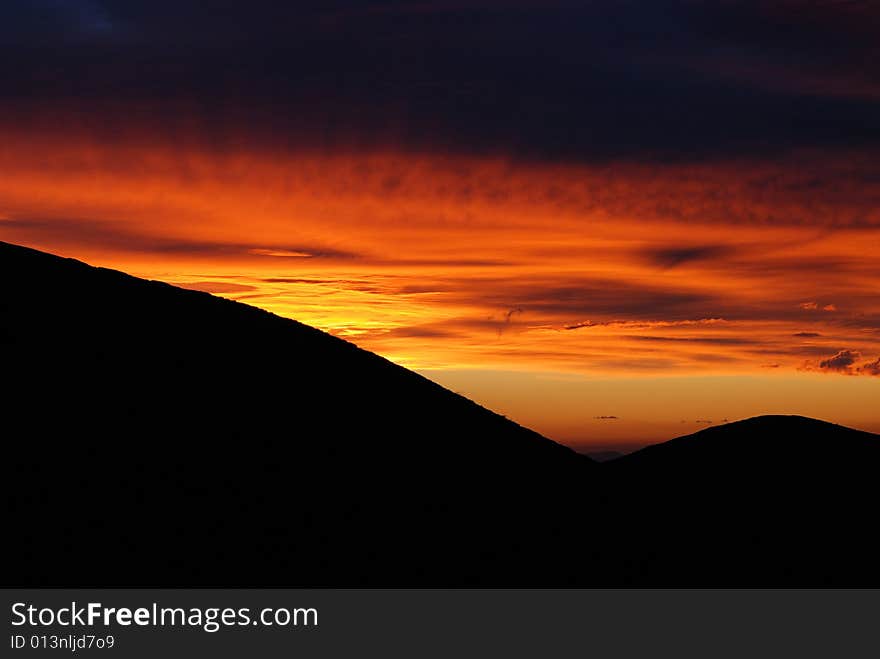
<box><xmin>1</xmin><ymin>0</ymin><xmax>878</xmax><ymax>161</ymax></box>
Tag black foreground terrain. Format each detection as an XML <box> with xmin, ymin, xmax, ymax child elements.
<box><xmin>3</xmin><ymin>241</ymin><xmax>878</xmax><ymax>585</ymax></box>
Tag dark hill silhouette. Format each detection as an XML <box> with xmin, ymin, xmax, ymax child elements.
<box><xmin>2</xmin><ymin>241</ymin><xmax>594</xmax><ymax>586</ymax></box>
<box><xmin>610</xmin><ymin>415</ymin><xmax>880</xmax><ymax>472</ymax></box>
<box><xmin>603</xmin><ymin>416</ymin><xmax>880</xmax><ymax>584</ymax></box>
<box><xmin>3</xmin><ymin>241</ymin><xmax>879</xmax><ymax>586</ymax></box>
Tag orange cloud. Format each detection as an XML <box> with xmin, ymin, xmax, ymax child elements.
<box><xmin>1</xmin><ymin>129</ymin><xmax>878</xmax><ymax>375</ymax></box>
<box><xmin>1</xmin><ymin>126</ymin><xmax>879</xmax><ymax>444</ymax></box>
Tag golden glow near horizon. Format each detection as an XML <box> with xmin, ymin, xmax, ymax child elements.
<box><xmin>2</xmin><ymin>129</ymin><xmax>878</xmax><ymax>447</ymax></box>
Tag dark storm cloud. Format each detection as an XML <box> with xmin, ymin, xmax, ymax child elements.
<box><xmin>2</xmin><ymin>1</ymin><xmax>879</xmax><ymax>160</ymax></box>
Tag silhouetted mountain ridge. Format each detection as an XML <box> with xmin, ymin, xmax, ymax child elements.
<box><xmin>3</xmin><ymin>240</ymin><xmax>593</xmax><ymax>585</ymax></box>
<box><xmin>3</xmin><ymin>241</ymin><xmax>879</xmax><ymax>586</ymax></box>
<box><xmin>1</xmin><ymin>240</ymin><xmax>586</xmax><ymax>467</ymax></box>
<box><xmin>609</xmin><ymin>415</ymin><xmax>880</xmax><ymax>471</ymax></box>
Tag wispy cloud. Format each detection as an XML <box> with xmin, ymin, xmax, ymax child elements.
<box><xmin>643</xmin><ymin>245</ymin><xmax>736</xmax><ymax>269</ymax></box>
<box><xmin>0</xmin><ymin>216</ymin><xmax>358</xmax><ymax>261</ymax></box>
<box><xmin>1</xmin><ymin>137</ymin><xmax>879</xmax><ymax>377</ymax></box>
<box><xmin>177</xmin><ymin>281</ymin><xmax>257</xmax><ymax>294</ymax></box>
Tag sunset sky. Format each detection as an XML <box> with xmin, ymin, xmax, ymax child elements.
<box><xmin>2</xmin><ymin>1</ymin><xmax>878</xmax><ymax>449</ymax></box>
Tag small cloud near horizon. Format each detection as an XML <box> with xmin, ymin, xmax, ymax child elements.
<box><xmin>802</xmin><ymin>349</ymin><xmax>880</xmax><ymax>376</ymax></box>
<box><xmin>799</xmin><ymin>302</ymin><xmax>837</xmax><ymax>312</ymax></box>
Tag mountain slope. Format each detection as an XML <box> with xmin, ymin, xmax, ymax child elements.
<box><xmin>602</xmin><ymin>416</ymin><xmax>880</xmax><ymax>585</ymax></box>
<box><xmin>610</xmin><ymin>415</ymin><xmax>880</xmax><ymax>473</ymax></box>
<box><xmin>2</xmin><ymin>240</ymin><xmax>594</xmax><ymax>585</ymax></box>
<box><xmin>0</xmin><ymin>240</ymin><xmax>584</xmax><ymax>469</ymax></box>
<box><xmin>3</xmin><ymin>241</ymin><xmax>880</xmax><ymax>586</ymax></box>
